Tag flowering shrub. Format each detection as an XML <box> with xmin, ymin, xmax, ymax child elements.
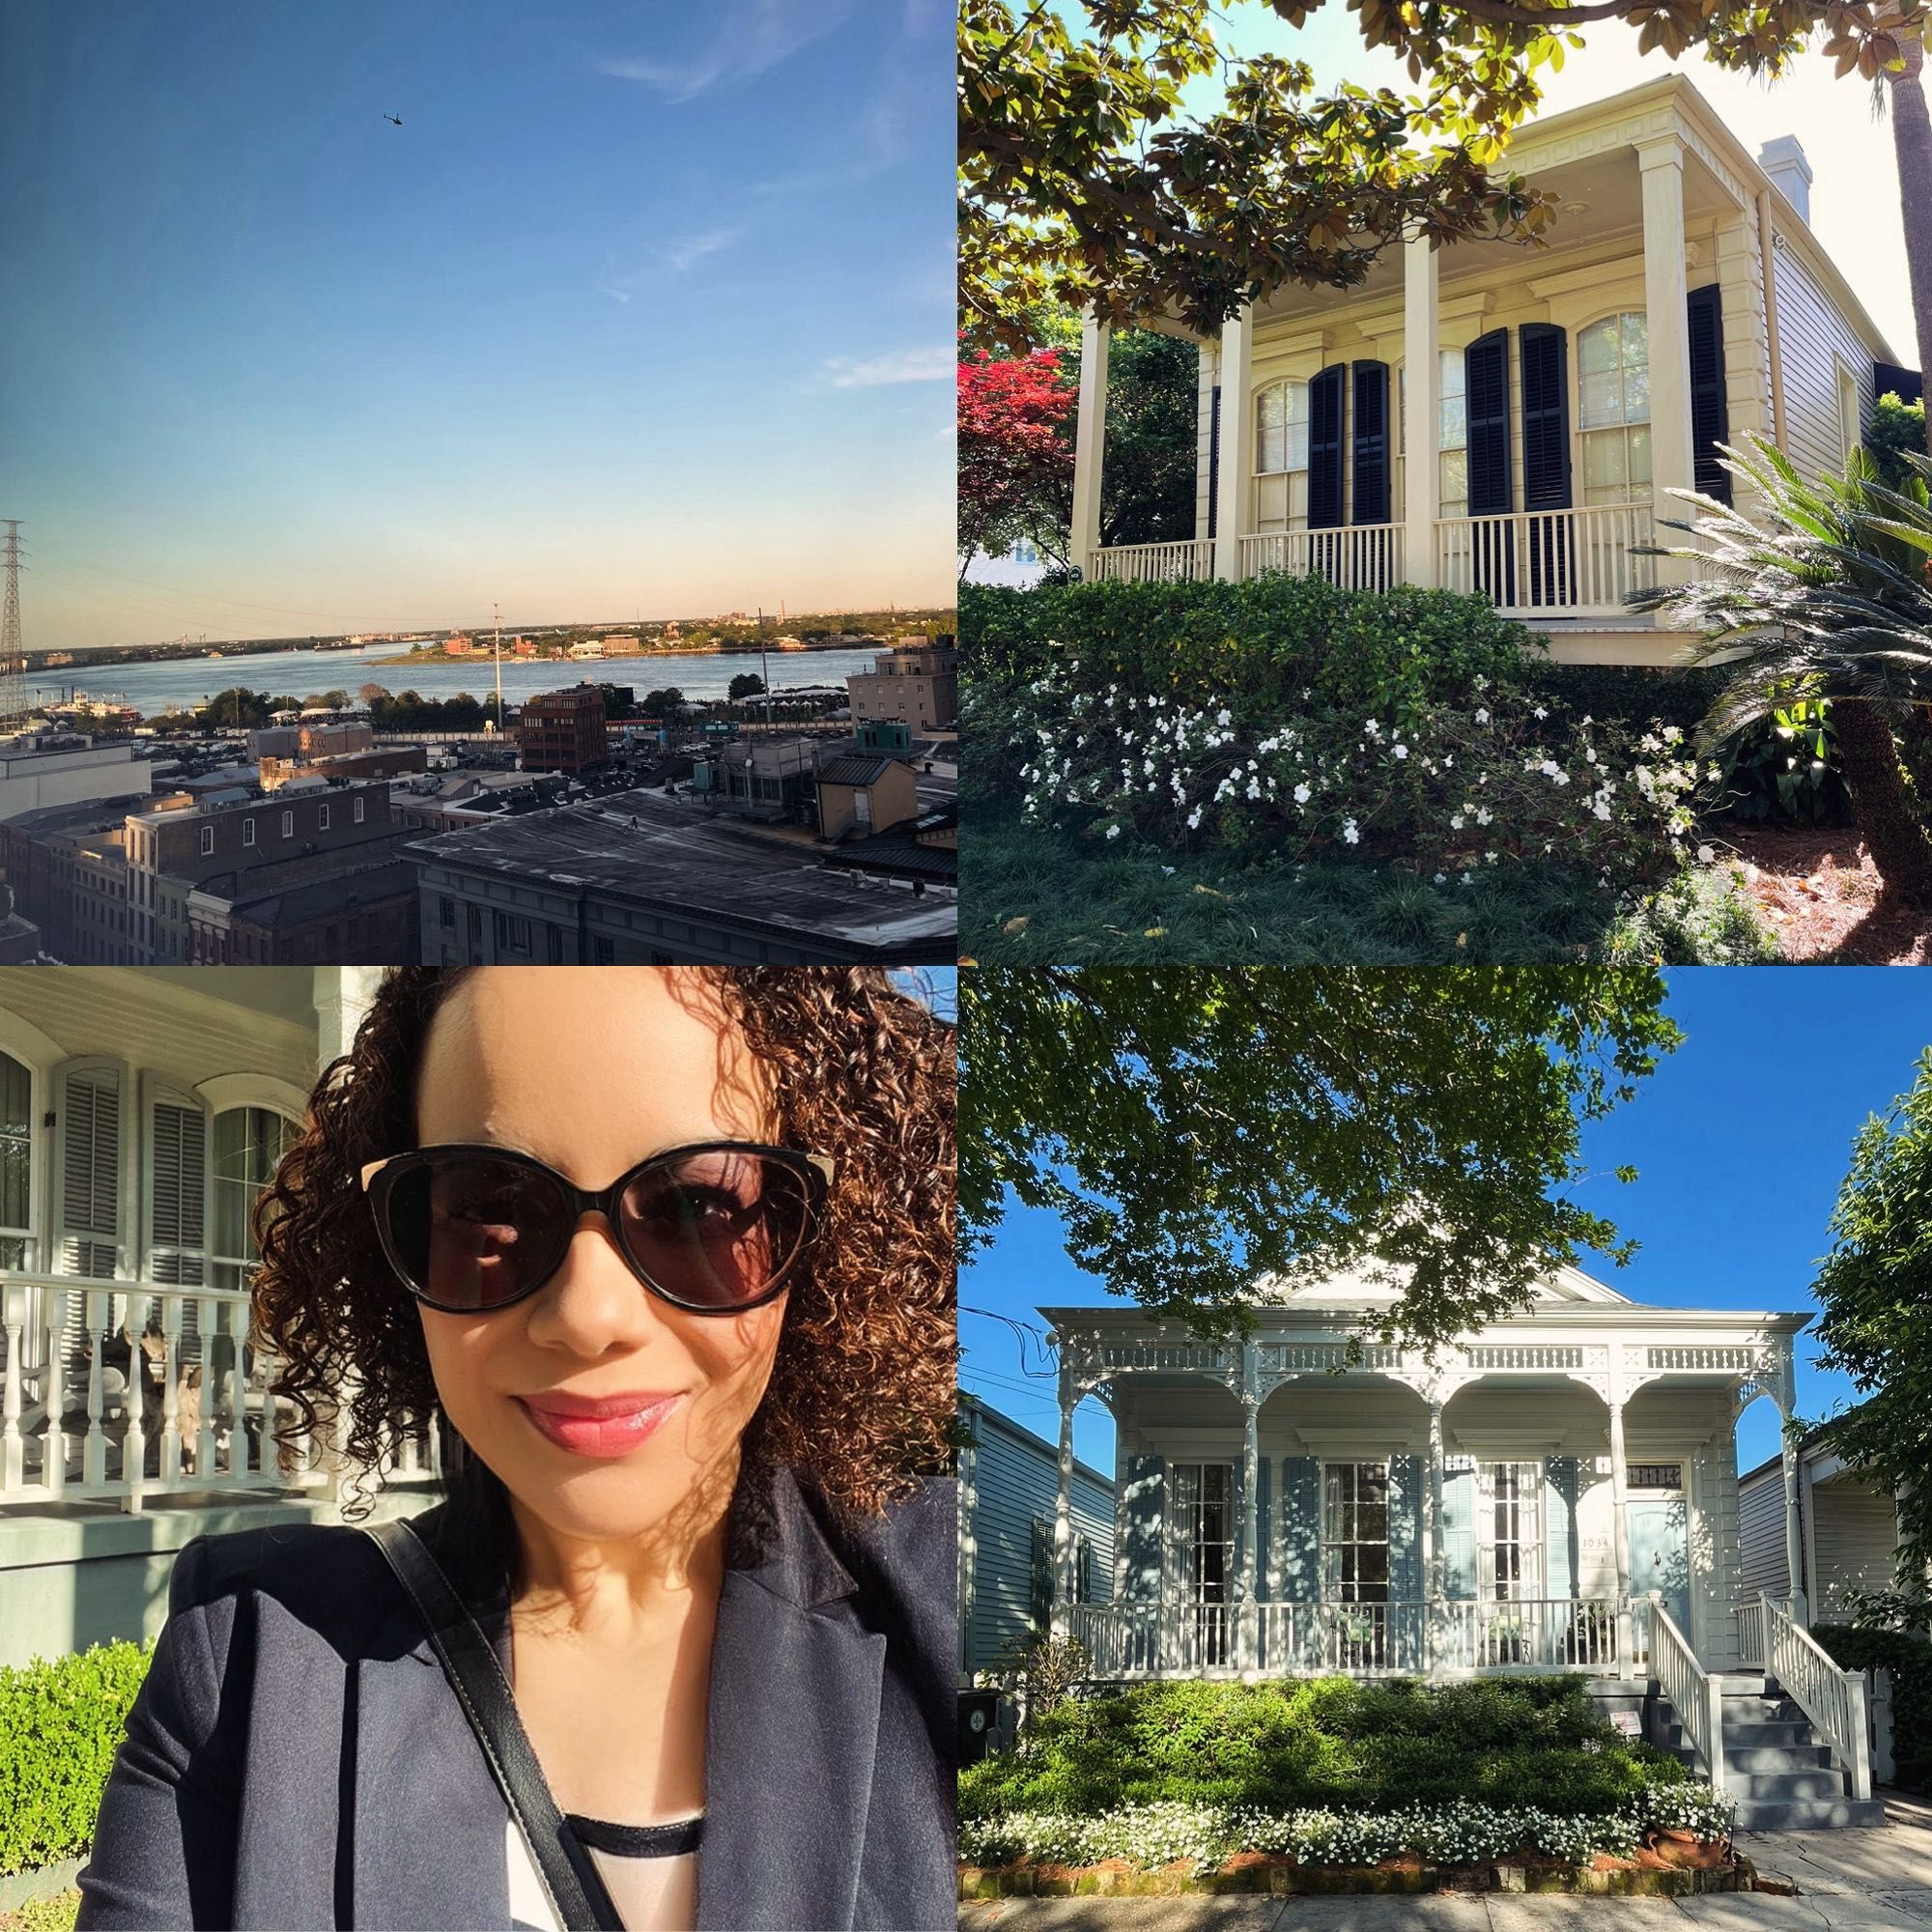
<box><xmin>1001</xmin><ymin>666</ymin><xmax>1713</xmax><ymax>882</ymax></box>
<box><xmin>958</xmin><ymin>1790</ymin><xmax>1722</xmax><ymax>1875</ymax></box>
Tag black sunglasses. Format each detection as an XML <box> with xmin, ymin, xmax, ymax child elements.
<box><xmin>359</xmin><ymin>1141</ymin><xmax>832</xmax><ymax>1315</ymax></box>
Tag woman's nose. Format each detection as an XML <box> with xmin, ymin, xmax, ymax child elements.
<box><xmin>522</xmin><ymin>1212</ymin><xmax>667</xmax><ymax>1352</ymax></box>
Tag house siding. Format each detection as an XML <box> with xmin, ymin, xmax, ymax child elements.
<box><xmin>1738</xmin><ymin>1457</ymin><xmax>1795</xmax><ymax>1602</ymax></box>
<box><xmin>1810</xmin><ymin>1472</ymin><xmax>1901</xmax><ymax>1619</ymax></box>
<box><xmin>960</xmin><ymin>1400</ymin><xmax>1114</xmax><ymax>1675</ymax></box>
<box><xmin>1768</xmin><ymin>219</ymin><xmax>1872</xmax><ymax>482</ymax></box>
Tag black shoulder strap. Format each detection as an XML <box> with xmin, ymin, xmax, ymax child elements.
<box><xmin>362</xmin><ymin>1517</ymin><xmax>625</xmax><ymax>1932</ymax></box>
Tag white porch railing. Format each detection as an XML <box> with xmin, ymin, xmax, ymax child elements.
<box><xmin>0</xmin><ymin>1273</ymin><xmax>438</xmax><ymax>1513</ymax></box>
<box><xmin>1090</xmin><ymin>540</ymin><xmax>1216</xmax><ymax>583</ymax></box>
<box><xmin>1435</xmin><ymin>503</ymin><xmax>1654</xmax><ymax>619</ymax></box>
<box><xmin>1065</xmin><ymin>1596</ymin><xmax>1632</xmax><ymax>1681</ymax></box>
<box><xmin>1651</xmin><ymin>1597</ymin><xmax>1725</xmax><ymax>1795</ymax></box>
<box><xmin>1240</xmin><ymin>525</ymin><xmax>1405</xmax><ymax>591</ymax></box>
<box><xmin>1763</xmin><ymin>1593</ymin><xmax>1873</xmax><ymax>1804</ymax></box>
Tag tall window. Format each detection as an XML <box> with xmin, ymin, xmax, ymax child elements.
<box><xmin>212</xmin><ymin>1107</ymin><xmax>298</xmax><ymax>1293</ymax></box>
<box><xmin>1837</xmin><ymin>366</ymin><xmax>1861</xmax><ymax>465</ymax></box>
<box><xmin>1254</xmin><ymin>379</ymin><xmax>1311</xmax><ymax>532</ymax></box>
<box><xmin>1323</xmin><ymin>1462</ymin><xmax>1391</xmax><ymax>1603</ymax></box>
<box><xmin>1481</xmin><ymin>1462</ymin><xmax>1543</xmax><ymax>1601</ymax></box>
<box><xmin>1170</xmin><ymin>1461</ymin><xmax>1234</xmax><ymax>1603</ymax></box>
<box><xmin>1438</xmin><ymin>349</ymin><xmax>1469</xmax><ymax>520</ymax></box>
<box><xmin>1577</xmin><ymin>313</ymin><xmax>1651</xmax><ymax>507</ymax></box>
<box><xmin>0</xmin><ymin>1054</ymin><xmax>30</xmax><ymax>1268</ymax></box>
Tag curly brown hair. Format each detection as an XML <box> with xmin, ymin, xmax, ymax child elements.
<box><xmin>252</xmin><ymin>967</ymin><xmax>955</xmax><ymax>1555</ymax></box>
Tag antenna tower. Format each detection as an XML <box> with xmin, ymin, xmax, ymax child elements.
<box><xmin>0</xmin><ymin>522</ymin><xmax>25</xmax><ymax>727</ymax></box>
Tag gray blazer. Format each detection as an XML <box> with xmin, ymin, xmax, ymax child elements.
<box><xmin>73</xmin><ymin>1467</ymin><xmax>956</xmax><ymax>1931</ymax></box>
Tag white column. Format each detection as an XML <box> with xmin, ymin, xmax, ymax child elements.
<box><xmin>313</xmin><ymin>966</ymin><xmax>384</xmax><ymax>1068</ymax></box>
<box><xmin>1212</xmin><ymin>305</ymin><xmax>1255</xmax><ymax>582</ymax></box>
<box><xmin>1053</xmin><ymin>1363</ymin><xmax>1077</xmax><ymax>1634</ymax></box>
<box><xmin>1638</xmin><ymin>136</ymin><xmax>1697</xmax><ymax>582</ymax></box>
<box><xmin>1240</xmin><ymin>1378</ymin><xmax>1261</xmax><ymax>1673</ymax></box>
<box><xmin>1781</xmin><ymin>1430</ymin><xmax>1807</xmax><ymax>1624</ymax></box>
<box><xmin>1609</xmin><ymin>1396</ymin><xmax>1633</xmax><ymax>1664</ymax></box>
<box><xmin>1426</xmin><ymin>1397</ymin><xmax>1446</xmax><ymax>1675</ymax></box>
<box><xmin>1403</xmin><ymin>224</ymin><xmax>1440</xmax><ymax>588</ymax></box>
<box><xmin>1070</xmin><ymin>309</ymin><xmax>1109</xmax><ymax>578</ymax></box>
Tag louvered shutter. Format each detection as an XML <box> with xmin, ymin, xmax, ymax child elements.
<box><xmin>1120</xmin><ymin>1454</ymin><xmax>1165</xmax><ymax>1601</ymax></box>
<box><xmin>1465</xmin><ymin>330</ymin><xmax>1514</xmax><ymax>515</ymax></box>
<box><xmin>1546</xmin><ymin>1456</ymin><xmax>1579</xmax><ymax>1601</ymax></box>
<box><xmin>150</xmin><ymin>1100</ymin><xmax>207</xmax><ymax>1291</ymax></box>
<box><xmin>1207</xmin><ymin>385</ymin><xmax>1222</xmax><ymax>539</ymax></box>
<box><xmin>1687</xmin><ymin>283</ymin><xmax>1731</xmax><ymax>504</ymax></box>
<box><xmin>1441</xmin><ymin>1462</ymin><xmax>1478</xmax><ymax>1598</ymax></box>
<box><xmin>60</xmin><ymin>1066</ymin><xmax>121</xmax><ymax>1280</ymax></box>
<box><xmin>1519</xmin><ymin>325</ymin><xmax>1572</xmax><ymax>511</ymax></box>
<box><xmin>1350</xmin><ymin>360</ymin><xmax>1391</xmax><ymax>525</ymax></box>
<box><xmin>1254</xmin><ymin>1456</ymin><xmax>1272</xmax><ymax>1603</ymax></box>
<box><xmin>1308</xmin><ymin>364</ymin><xmax>1346</xmax><ymax>528</ymax></box>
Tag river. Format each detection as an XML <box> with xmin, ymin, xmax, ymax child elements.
<box><xmin>31</xmin><ymin>643</ymin><xmax>883</xmax><ymax>718</ymax></box>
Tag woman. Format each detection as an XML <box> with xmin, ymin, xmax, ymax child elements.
<box><xmin>75</xmin><ymin>966</ymin><xmax>956</xmax><ymax>1932</ymax></box>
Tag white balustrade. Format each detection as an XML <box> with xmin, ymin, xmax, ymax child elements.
<box><xmin>0</xmin><ymin>1272</ymin><xmax>438</xmax><ymax>1512</ymax></box>
<box><xmin>1650</xmin><ymin>1597</ymin><xmax>1725</xmax><ymax>1795</ymax></box>
<box><xmin>1240</xmin><ymin>525</ymin><xmax>1405</xmax><ymax>590</ymax></box>
<box><xmin>1090</xmin><ymin>540</ymin><xmax>1216</xmax><ymax>583</ymax></box>
<box><xmin>1764</xmin><ymin>1594</ymin><xmax>1873</xmax><ymax>1803</ymax></box>
<box><xmin>1435</xmin><ymin>503</ymin><xmax>1653</xmax><ymax>618</ymax></box>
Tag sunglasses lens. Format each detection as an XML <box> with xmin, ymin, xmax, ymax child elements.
<box><xmin>384</xmin><ymin>1156</ymin><xmax>567</xmax><ymax>1310</ymax></box>
<box><xmin>619</xmin><ymin>1150</ymin><xmax>813</xmax><ymax>1309</ymax></box>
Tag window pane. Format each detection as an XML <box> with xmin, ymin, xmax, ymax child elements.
<box><xmin>1585</xmin><ymin>432</ymin><xmax>1628</xmax><ymax>489</ymax></box>
<box><xmin>1621</xmin><ymin>311</ymin><xmax>1648</xmax><ymax>368</ymax></box>
<box><xmin>1578</xmin><ymin>320</ymin><xmax>1618</xmax><ymax>376</ymax></box>
<box><xmin>1439</xmin><ymin>394</ymin><xmax>1466</xmax><ymax>451</ymax></box>
<box><xmin>1624</xmin><ymin>357</ymin><xmax>1650</xmax><ymax>424</ymax></box>
<box><xmin>1629</xmin><ymin>424</ymin><xmax>1652</xmax><ymax>489</ymax></box>
<box><xmin>1439</xmin><ymin>450</ymin><xmax>1467</xmax><ymax>518</ymax></box>
<box><xmin>1578</xmin><ymin>370</ymin><xmax>1621</xmax><ymax>430</ymax></box>
<box><xmin>1439</xmin><ymin>349</ymin><xmax>1464</xmax><ymax>401</ymax></box>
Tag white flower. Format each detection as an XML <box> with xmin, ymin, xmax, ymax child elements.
<box><xmin>1475</xmin><ymin>807</ymin><xmax>1492</xmax><ymax>826</ymax></box>
<box><xmin>1161</xmin><ymin>865</ymin><xmax>1176</xmax><ymax>875</ymax></box>
<box><xmin>1474</xmin><ymin>707</ymin><xmax>1490</xmax><ymax>724</ymax></box>
<box><xmin>1293</xmin><ymin>782</ymin><xmax>1312</xmax><ymax>805</ymax></box>
<box><xmin>1105</xmin><ymin>824</ymin><xmax>1121</xmax><ymax>840</ymax></box>
<box><xmin>1364</xmin><ymin>718</ymin><xmax>1380</xmax><ymax>737</ymax></box>
<box><xmin>1450</xmin><ymin>813</ymin><xmax>1465</xmax><ymax>830</ymax></box>
<box><xmin>1216</xmin><ymin>708</ymin><xmax>1232</xmax><ymax>726</ymax></box>
<box><xmin>1342</xmin><ymin>818</ymin><xmax>1361</xmax><ymax>844</ymax></box>
<box><xmin>1533</xmin><ymin>705</ymin><xmax>1548</xmax><ymax>721</ymax></box>
<box><xmin>1187</xmin><ymin>807</ymin><xmax>1204</xmax><ymax>829</ymax></box>
<box><xmin>1393</xmin><ymin>744</ymin><xmax>1408</xmax><ymax>760</ymax></box>
<box><xmin>1697</xmin><ymin>843</ymin><xmax>1715</xmax><ymax>863</ymax></box>
<box><xmin>1433</xmin><ymin>871</ymin><xmax>1448</xmax><ymax>885</ymax></box>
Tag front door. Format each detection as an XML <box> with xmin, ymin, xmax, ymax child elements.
<box><xmin>1169</xmin><ymin>1461</ymin><xmax>1233</xmax><ymax>1666</ymax></box>
<box><xmin>1627</xmin><ymin>1473</ymin><xmax>1690</xmax><ymax>1639</ymax></box>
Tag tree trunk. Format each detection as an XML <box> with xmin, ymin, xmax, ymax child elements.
<box><xmin>1832</xmin><ymin>696</ymin><xmax>1932</xmax><ymax>902</ymax></box>
<box><xmin>1888</xmin><ymin>31</ymin><xmax>1932</xmax><ymax>384</ymax></box>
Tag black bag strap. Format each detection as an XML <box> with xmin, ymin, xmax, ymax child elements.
<box><xmin>362</xmin><ymin>1517</ymin><xmax>625</xmax><ymax>1932</ymax></box>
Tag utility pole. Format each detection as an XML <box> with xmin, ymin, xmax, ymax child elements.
<box><xmin>0</xmin><ymin>521</ymin><xmax>26</xmax><ymax>727</ymax></box>
<box><xmin>493</xmin><ymin>600</ymin><xmax>504</xmax><ymax>734</ymax></box>
<box><xmin>756</xmin><ymin>607</ymin><xmax>773</xmax><ymax>735</ymax></box>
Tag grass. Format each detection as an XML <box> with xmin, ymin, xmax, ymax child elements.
<box><xmin>0</xmin><ymin>1893</ymin><xmax>79</xmax><ymax>1932</ymax></box>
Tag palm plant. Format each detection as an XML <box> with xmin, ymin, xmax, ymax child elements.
<box><xmin>1631</xmin><ymin>435</ymin><xmax>1932</xmax><ymax>904</ymax></box>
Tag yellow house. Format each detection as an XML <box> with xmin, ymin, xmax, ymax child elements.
<box><xmin>1074</xmin><ymin>76</ymin><xmax>1909</xmax><ymax>665</ymax></box>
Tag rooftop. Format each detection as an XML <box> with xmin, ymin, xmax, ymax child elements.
<box><xmin>213</xmin><ymin>859</ymin><xmax>421</xmax><ymax>930</ymax></box>
<box><xmin>405</xmin><ymin>786</ymin><xmax>955</xmax><ymax>957</ymax></box>
<box><xmin>817</xmin><ymin>754</ymin><xmax>909</xmax><ymax>788</ymax></box>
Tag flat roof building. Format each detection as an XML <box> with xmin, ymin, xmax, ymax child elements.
<box><xmin>517</xmin><ymin>685</ymin><xmax>609</xmax><ymax>775</ymax></box>
<box><xmin>0</xmin><ymin>733</ymin><xmax>155</xmax><ymax>824</ymax></box>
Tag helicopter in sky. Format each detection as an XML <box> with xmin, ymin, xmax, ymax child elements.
<box><xmin>383</xmin><ymin>113</ymin><xmax>403</xmax><ymax>127</ymax></box>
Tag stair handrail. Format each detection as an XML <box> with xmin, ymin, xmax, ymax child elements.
<box><xmin>1649</xmin><ymin>1594</ymin><xmax>1725</xmax><ymax>1797</ymax></box>
<box><xmin>1762</xmin><ymin>1593</ymin><xmax>1873</xmax><ymax>1804</ymax></box>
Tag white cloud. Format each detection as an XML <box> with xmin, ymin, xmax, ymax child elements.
<box><xmin>661</xmin><ymin>228</ymin><xmax>740</xmax><ymax>273</ymax></box>
<box><xmin>819</xmin><ymin>346</ymin><xmax>953</xmax><ymax>389</ymax></box>
<box><xmin>601</xmin><ymin>0</ymin><xmax>852</xmax><ymax>104</ymax></box>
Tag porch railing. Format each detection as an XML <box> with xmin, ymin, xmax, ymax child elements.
<box><xmin>1435</xmin><ymin>503</ymin><xmax>1654</xmax><ymax>619</ymax></box>
<box><xmin>1240</xmin><ymin>525</ymin><xmax>1405</xmax><ymax>592</ymax></box>
<box><xmin>1650</xmin><ymin>1597</ymin><xmax>1725</xmax><ymax>1795</ymax></box>
<box><xmin>1065</xmin><ymin>1595</ymin><xmax>1631</xmax><ymax>1681</ymax></box>
<box><xmin>1090</xmin><ymin>540</ymin><xmax>1216</xmax><ymax>583</ymax></box>
<box><xmin>0</xmin><ymin>1273</ymin><xmax>438</xmax><ymax>1513</ymax></box>
<box><xmin>1763</xmin><ymin>1593</ymin><xmax>1872</xmax><ymax>1804</ymax></box>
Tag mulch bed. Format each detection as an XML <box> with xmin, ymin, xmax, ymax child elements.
<box><xmin>1720</xmin><ymin>825</ymin><xmax>1932</xmax><ymax>963</ymax></box>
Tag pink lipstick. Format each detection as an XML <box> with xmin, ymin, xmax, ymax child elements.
<box><xmin>515</xmin><ymin>1390</ymin><xmax>682</xmax><ymax>1459</ymax></box>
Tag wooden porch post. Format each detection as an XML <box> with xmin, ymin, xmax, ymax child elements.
<box><xmin>1240</xmin><ymin>1343</ymin><xmax>1261</xmax><ymax>1671</ymax></box>
<box><xmin>1070</xmin><ymin>310</ymin><xmax>1109</xmax><ymax>580</ymax></box>
<box><xmin>1637</xmin><ymin>135</ymin><xmax>1697</xmax><ymax>587</ymax></box>
<box><xmin>1212</xmin><ymin>306</ymin><xmax>1254</xmax><ymax>582</ymax></box>
<box><xmin>1781</xmin><ymin>1432</ymin><xmax>1807</xmax><ymax>1624</ymax></box>
<box><xmin>1403</xmin><ymin>223</ymin><xmax>1440</xmax><ymax>589</ymax></box>
<box><xmin>1609</xmin><ymin>1397</ymin><xmax>1634</xmax><ymax>1669</ymax></box>
<box><xmin>1426</xmin><ymin>1397</ymin><xmax>1446</xmax><ymax>1673</ymax></box>
<box><xmin>1053</xmin><ymin>1361</ymin><xmax>1077</xmax><ymax>1639</ymax></box>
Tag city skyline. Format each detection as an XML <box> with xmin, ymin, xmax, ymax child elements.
<box><xmin>6</xmin><ymin>1</ymin><xmax>954</xmax><ymax>651</ymax></box>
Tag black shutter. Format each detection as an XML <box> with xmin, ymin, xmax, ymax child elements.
<box><xmin>1519</xmin><ymin>325</ymin><xmax>1571</xmax><ymax>511</ymax></box>
<box><xmin>1308</xmin><ymin>363</ymin><xmax>1346</xmax><ymax>529</ymax></box>
<box><xmin>1208</xmin><ymin>384</ymin><xmax>1222</xmax><ymax>539</ymax></box>
<box><xmin>1465</xmin><ymin>329</ymin><xmax>1513</xmax><ymax>516</ymax></box>
<box><xmin>1688</xmin><ymin>283</ymin><xmax>1731</xmax><ymax>505</ymax></box>
<box><xmin>1351</xmin><ymin>360</ymin><xmax>1391</xmax><ymax>525</ymax></box>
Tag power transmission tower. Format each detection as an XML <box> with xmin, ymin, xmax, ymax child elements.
<box><xmin>0</xmin><ymin>522</ymin><xmax>25</xmax><ymax>728</ymax></box>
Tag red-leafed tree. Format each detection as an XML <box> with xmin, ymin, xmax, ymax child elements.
<box><xmin>957</xmin><ymin>347</ymin><xmax>1077</xmax><ymax>581</ymax></box>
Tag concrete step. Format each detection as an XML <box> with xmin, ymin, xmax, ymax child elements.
<box><xmin>1656</xmin><ymin>1719</ymin><xmax>1820</xmax><ymax>1750</ymax></box>
<box><xmin>1722</xmin><ymin>1744</ymin><xmax>1833</xmax><ymax>1773</ymax></box>
<box><xmin>1731</xmin><ymin>1797</ymin><xmax>1889</xmax><ymax>1832</ymax></box>
<box><xmin>1724</xmin><ymin>1769</ymin><xmax>1851</xmax><ymax>1802</ymax></box>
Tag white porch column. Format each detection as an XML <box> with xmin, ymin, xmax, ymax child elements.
<box><xmin>1070</xmin><ymin>309</ymin><xmax>1109</xmax><ymax>578</ymax></box>
<box><xmin>1638</xmin><ymin>136</ymin><xmax>1697</xmax><ymax>583</ymax></box>
<box><xmin>1781</xmin><ymin>1431</ymin><xmax>1807</xmax><ymax>1624</ymax></box>
<box><xmin>1609</xmin><ymin>1397</ymin><xmax>1633</xmax><ymax>1665</ymax></box>
<box><xmin>1212</xmin><ymin>305</ymin><xmax>1255</xmax><ymax>582</ymax></box>
<box><xmin>1426</xmin><ymin>1397</ymin><xmax>1446</xmax><ymax>1674</ymax></box>
<box><xmin>1053</xmin><ymin>1361</ymin><xmax>1077</xmax><ymax>1636</ymax></box>
<box><xmin>1240</xmin><ymin>1347</ymin><xmax>1261</xmax><ymax>1605</ymax></box>
<box><xmin>1403</xmin><ymin>224</ymin><xmax>1440</xmax><ymax>589</ymax></box>
<box><xmin>314</xmin><ymin>966</ymin><xmax>384</xmax><ymax>1068</ymax></box>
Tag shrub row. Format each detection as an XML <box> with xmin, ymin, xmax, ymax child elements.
<box><xmin>0</xmin><ymin>1641</ymin><xmax>150</xmax><ymax>1878</ymax></box>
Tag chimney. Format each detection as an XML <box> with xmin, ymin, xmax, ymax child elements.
<box><xmin>1758</xmin><ymin>134</ymin><xmax>1812</xmax><ymax>224</ymax></box>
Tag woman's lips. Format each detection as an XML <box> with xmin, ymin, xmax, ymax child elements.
<box><xmin>514</xmin><ymin>1392</ymin><xmax>683</xmax><ymax>1459</ymax></box>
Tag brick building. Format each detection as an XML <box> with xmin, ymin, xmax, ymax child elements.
<box><xmin>845</xmin><ymin>637</ymin><xmax>957</xmax><ymax>732</ymax></box>
<box><xmin>516</xmin><ymin>686</ymin><xmax>609</xmax><ymax>775</ymax></box>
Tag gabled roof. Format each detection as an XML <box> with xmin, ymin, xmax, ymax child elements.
<box><xmin>1256</xmin><ymin>1259</ymin><xmax>1632</xmax><ymax>1309</ymax></box>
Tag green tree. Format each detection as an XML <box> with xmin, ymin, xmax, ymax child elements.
<box><xmin>961</xmin><ymin>0</ymin><xmax>1921</xmax><ymax>347</ymax></box>
<box><xmin>196</xmin><ymin>688</ymin><xmax>274</xmax><ymax>730</ymax></box>
<box><xmin>1810</xmin><ymin>1046</ymin><xmax>1932</xmax><ymax>1613</ymax></box>
<box><xmin>728</xmin><ymin>671</ymin><xmax>766</xmax><ymax>700</ymax></box>
<box><xmin>1869</xmin><ymin>390</ymin><xmax>1929</xmax><ymax>494</ymax></box>
<box><xmin>641</xmin><ymin>687</ymin><xmax>687</xmax><ymax>716</ymax></box>
<box><xmin>960</xmin><ymin>966</ymin><xmax>1679</xmax><ymax>1347</ymax></box>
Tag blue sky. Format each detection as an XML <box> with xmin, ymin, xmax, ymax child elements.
<box><xmin>4</xmin><ymin>2</ymin><xmax>952</xmax><ymax>648</ymax></box>
<box><xmin>959</xmin><ymin>969</ymin><xmax>1932</xmax><ymax>1481</ymax></box>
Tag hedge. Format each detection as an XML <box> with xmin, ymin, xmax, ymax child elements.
<box><xmin>0</xmin><ymin>1642</ymin><xmax>152</xmax><ymax>1878</ymax></box>
<box><xmin>1811</xmin><ymin>1624</ymin><xmax>1932</xmax><ymax>1793</ymax></box>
